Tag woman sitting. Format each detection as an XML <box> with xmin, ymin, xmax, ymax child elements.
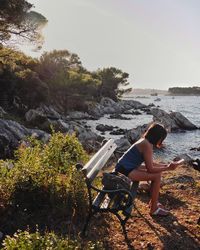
<box><xmin>115</xmin><ymin>123</ymin><xmax>182</xmax><ymax>216</ymax></box>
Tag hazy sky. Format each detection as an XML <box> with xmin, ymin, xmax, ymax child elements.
<box><xmin>23</xmin><ymin>0</ymin><xmax>200</xmax><ymax>90</ymax></box>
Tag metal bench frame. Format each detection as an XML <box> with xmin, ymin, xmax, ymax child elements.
<box><xmin>76</xmin><ymin>139</ymin><xmax>139</xmax><ymax>236</ymax></box>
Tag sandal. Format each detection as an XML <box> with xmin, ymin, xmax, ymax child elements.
<box><xmin>151</xmin><ymin>207</ymin><xmax>169</xmax><ymax>216</ymax></box>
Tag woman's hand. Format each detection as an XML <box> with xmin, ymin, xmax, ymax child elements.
<box><xmin>167</xmin><ymin>159</ymin><xmax>185</xmax><ymax>171</ymax></box>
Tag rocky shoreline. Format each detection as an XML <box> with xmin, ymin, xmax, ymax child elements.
<box><xmin>0</xmin><ymin>97</ymin><xmax>199</xmax><ymax>161</ymax></box>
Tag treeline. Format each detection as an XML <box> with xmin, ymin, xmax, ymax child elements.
<box><xmin>0</xmin><ymin>0</ymin><xmax>131</xmax><ymax>114</ymax></box>
<box><xmin>0</xmin><ymin>47</ymin><xmax>131</xmax><ymax>113</ymax></box>
<box><xmin>168</xmin><ymin>86</ymin><xmax>200</xmax><ymax>95</ymax></box>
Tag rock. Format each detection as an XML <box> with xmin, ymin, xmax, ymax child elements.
<box><xmin>29</xmin><ymin>129</ymin><xmax>50</xmax><ymax>144</ymax></box>
<box><xmin>36</xmin><ymin>105</ymin><xmax>61</xmax><ymax>120</ymax></box>
<box><xmin>132</xmin><ymin>110</ymin><xmax>142</xmax><ymax>115</ymax></box>
<box><xmin>110</xmin><ymin>128</ymin><xmax>126</xmax><ymax>135</ymax></box>
<box><xmin>49</xmin><ymin>119</ymin><xmax>70</xmax><ymax>132</ymax></box>
<box><xmin>25</xmin><ymin>109</ymin><xmax>47</xmax><ymax>125</ymax></box>
<box><xmin>154</xmin><ymin>98</ymin><xmax>161</xmax><ymax>101</ymax></box>
<box><xmin>126</xmin><ymin>124</ymin><xmax>149</xmax><ymax>143</ymax></box>
<box><xmin>169</xmin><ymin>112</ymin><xmax>197</xmax><ymax>130</ymax></box>
<box><xmin>122</xmin><ymin>110</ymin><xmax>133</xmax><ymax>115</ymax></box>
<box><xmin>100</xmin><ymin>98</ymin><xmax>122</xmax><ymax>114</ymax></box>
<box><xmin>151</xmin><ymin>108</ymin><xmax>197</xmax><ymax>131</ymax></box>
<box><xmin>96</xmin><ymin>124</ymin><xmax>114</xmax><ymax>132</ymax></box>
<box><xmin>119</xmin><ymin>99</ymin><xmax>147</xmax><ymax>110</ymax></box>
<box><xmin>151</xmin><ymin>108</ymin><xmax>178</xmax><ymax>131</ymax></box>
<box><xmin>109</xmin><ymin>114</ymin><xmax>131</xmax><ymax>120</ymax></box>
<box><xmin>115</xmin><ymin>137</ymin><xmax>131</xmax><ymax>152</ymax></box>
<box><xmin>148</xmin><ymin>103</ymin><xmax>155</xmax><ymax>107</ymax></box>
<box><xmin>190</xmin><ymin>147</ymin><xmax>200</xmax><ymax>151</ymax></box>
<box><xmin>68</xmin><ymin>111</ymin><xmax>92</xmax><ymax>120</ymax></box>
<box><xmin>87</xmin><ymin>98</ymin><xmax>147</xmax><ymax>118</ymax></box>
<box><xmin>173</xmin><ymin>154</ymin><xmax>193</xmax><ymax>163</ymax></box>
<box><xmin>0</xmin><ymin>118</ymin><xmax>49</xmax><ymax>159</ymax></box>
<box><xmin>67</xmin><ymin>121</ymin><xmax>102</xmax><ymax>152</ymax></box>
<box><xmin>87</xmin><ymin>103</ymin><xmax>105</xmax><ymax>118</ymax></box>
<box><xmin>141</xmin><ymin>107</ymin><xmax>152</xmax><ymax>114</ymax></box>
<box><xmin>25</xmin><ymin>104</ymin><xmax>62</xmax><ymax>124</ymax></box>
<box><xmin>100</xmin><ymin>97</ymin><xmax>117</xmax><ymax>106</ymax></box>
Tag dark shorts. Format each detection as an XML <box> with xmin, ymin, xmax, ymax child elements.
<box><xmin>115</xmin><ymin>164</ymin><xmax>132</xmax><ymax>177</ymax></box>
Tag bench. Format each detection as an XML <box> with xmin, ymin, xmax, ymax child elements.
<box><xmin>76</xmin><ymin>139</ymin><xmax>139</xmax><ymax>236</ymax></box>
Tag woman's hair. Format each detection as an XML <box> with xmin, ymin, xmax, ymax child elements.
<box><xmin>144</xmin><ymin>123</ymin><xmax>167</xmax><ymax>146</ymax></box>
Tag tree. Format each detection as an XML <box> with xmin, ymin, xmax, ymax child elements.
<box><xmin>0</xmin><ymin>47</ymin><xmax>49</xmax><ymax>109</ymax></box>
<box><xmin>37</xmin><ymin>50</ymin><xmax>100</xmax><ymax>111</ymax></box>
<box><xmin>37</xmin><ymin>50</ymin><xmax>82</xmax><ymax>84</ymax></box>
<box><xmin>0</xmin><ymin>0</ymin><xmax>47</xmax><ymax>47</ymax></box>
<box><xmin>96</xmin><ymin>67</ymin><xmax>131</xmax><ymax>101</ymax></box>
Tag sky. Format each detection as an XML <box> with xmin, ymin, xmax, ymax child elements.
<box><xmin>23</xmin><ymin>0</ymin><xmax>200</xmax><ymax>90</ymax></box>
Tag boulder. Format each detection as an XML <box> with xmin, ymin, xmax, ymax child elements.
<box><xmin>36</xmin><ymin>105</ymin><xmax>61</xmax><ymax>120</ymax></box>
<box><xmin>132</xmin><ymin>110</ymin><xmax>142</xmax><ymax>115</ymax></box>
<box><xmin>68</xmin><ymin>111</ymin><xmax>92</xmax><ymax>120</ymax></box>
<box><xmin>125</xmin><ymin>124</ymin><xmax>149</xmax><ymax>143</ymax></box>
<box><xmin>114</xmin><ymin>137</ymin><xmax>131</xmax><ymax>152</ymax></box>
<box><xmin>87</xmin><ymin>103</ymin><xmax>105</xmax><ymax>118</ymax></box>
<box><xmin>148</xmin><ymin>103</ymin><xmax>155</xmax><ymax>108</ymax></box>
<box><xmin>190</xmin><ymin>147</ymin><xmax>200</xmax><ymax>151</ymax></box>
<box><xmin>151</xmin><ymin>108</ymin><xmax>198</xmax><ymax>131</ymax></box>
<box><xmin>25</xmin><ymin>109</ymin><xmax>47</xmax><ymax>125</ymax></box>
<box><xmin>100</xmin><ymin>97</ymin><xmax>118</xmax><ymax>107</ymax></box>
<box><xmin>88</xmin><ymin>98</ymin><xmax>147</xmax><ymax>118</ymax></box>
<box><xmin>119</xmin><ymin>99</ymin><xmax>147</xmax><ymax>110</ymax></box>
<box><xmin>109</xmin><ymin>114</ymin><xmax>131</xmax><ymax>120</ymax></box>
<box><xmin>151</xmin><ymin>108</ymin><xmax>178</xmax><ymax>131</ymax></box>
<box><xmin>110</xmin><ymin>128</ymin><xmax>126</xmax><ymax>135</ymax></box>
<box><xmin>169</xmin><ymin>112</ymin><xmax>197</xmax><ymax>130</ymax></box>
<box><xmin>96</xmin><ymin>124</ymin><xmax>114</xmax><ymax>132</ymax></box>
<box><xmin>0</xmin><ymin>118</ymin><xmax>49</xmax><ymax>159</ymax></box>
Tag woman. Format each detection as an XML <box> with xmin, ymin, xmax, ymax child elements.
<box><xmin>115</xmin><ymin>123</ymin><xmax>182</xmax><ymax>216</ymax></box>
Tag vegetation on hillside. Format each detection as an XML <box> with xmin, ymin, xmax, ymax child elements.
<box><xmin>0</xmin><ymin>133</ymin><xmax>104</xmax><ymax>248</ymax></box>
<box><xmin>168</xmin><ymin>86</ymin><xmax>200</xmax><ymax>95</ymax></box>
<box><xmin>0</xmin><ymin>46</ymin><xmax>131</xmax><ymax>113</ymax></box>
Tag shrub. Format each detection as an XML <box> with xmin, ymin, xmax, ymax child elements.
<box><xmin>42</xmin><ymin>132</ymin><xmax>88</xmax><ymax>174</ymax></box>
<box><xmin>2</xmin><ymin>229</ymin><xmax>104</xmax><ymax>250</ymax></box>
<box><xmin>0</xmin><ymin>133</ymin><xmax>89</xmax><ymax>234</ymax></box>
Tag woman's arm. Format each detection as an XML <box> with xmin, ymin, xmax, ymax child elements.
<box><xmin>142</xmin><ymin>142</ymin><xmax>180</xmax><ymax>173</ymax></box>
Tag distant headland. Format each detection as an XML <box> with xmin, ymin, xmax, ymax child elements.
<box><xmin>125</xmin><ymin>87</ymin><xmax>200</xmax><ymax>96</ymax></box>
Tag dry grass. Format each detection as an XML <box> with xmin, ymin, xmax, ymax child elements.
<box><xmin>86</xmin><ymin>165</ymin><xmax>200</xmax><ymax>250</ymax></box>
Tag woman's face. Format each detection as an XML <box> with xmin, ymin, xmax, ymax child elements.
<box><xmin>156</xmin><ymin>138</ymin><xmax>165</xmax><ymax>148</ymax></box>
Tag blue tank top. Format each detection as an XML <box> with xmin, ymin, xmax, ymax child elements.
<box><xmin>116</xmin><ymin>144</ymin><xmax>144</xmax><ymax>171</ymax></box>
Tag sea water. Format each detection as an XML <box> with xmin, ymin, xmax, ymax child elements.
<box><xmin>85</xmin><ymin>95</ymin><xmax>200</xmax><ymax>161</ymax></box>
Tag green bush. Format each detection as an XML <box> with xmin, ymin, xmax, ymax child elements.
<box><xmin>0</xmin><ymin>132</ymin><xmax>89</xmax><ymax>234</ymax></box>
<box><xmin>42</xmin><ymin>132</ymin><xmax>88</xmax><ymax>174</ymax></box>
<box><xmin>2</xmin><ymin>229</ymin><xmax>104</xmax><ymax>250</ymax></box>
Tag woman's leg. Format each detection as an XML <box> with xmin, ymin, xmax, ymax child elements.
<box><xmin>128</xmin><ymin>169</ymin><xmax>161</xmax><ymax>214</ymax></box>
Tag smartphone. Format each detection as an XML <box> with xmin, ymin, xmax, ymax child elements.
<box><xmin>175</xmin><ymin>159</ymin><xmax>185</xmax><ymax>164</ymax></box>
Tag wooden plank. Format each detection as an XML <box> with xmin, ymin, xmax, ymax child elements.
<box><xmin>86</xmin><ymin>143</ymin><xmax>117</xmax><ymax>182</ymax></box>
<box><xmin>82</xmin><ymin>139</ymin><xmax>116</xmax><ymax>175</ymax></box>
